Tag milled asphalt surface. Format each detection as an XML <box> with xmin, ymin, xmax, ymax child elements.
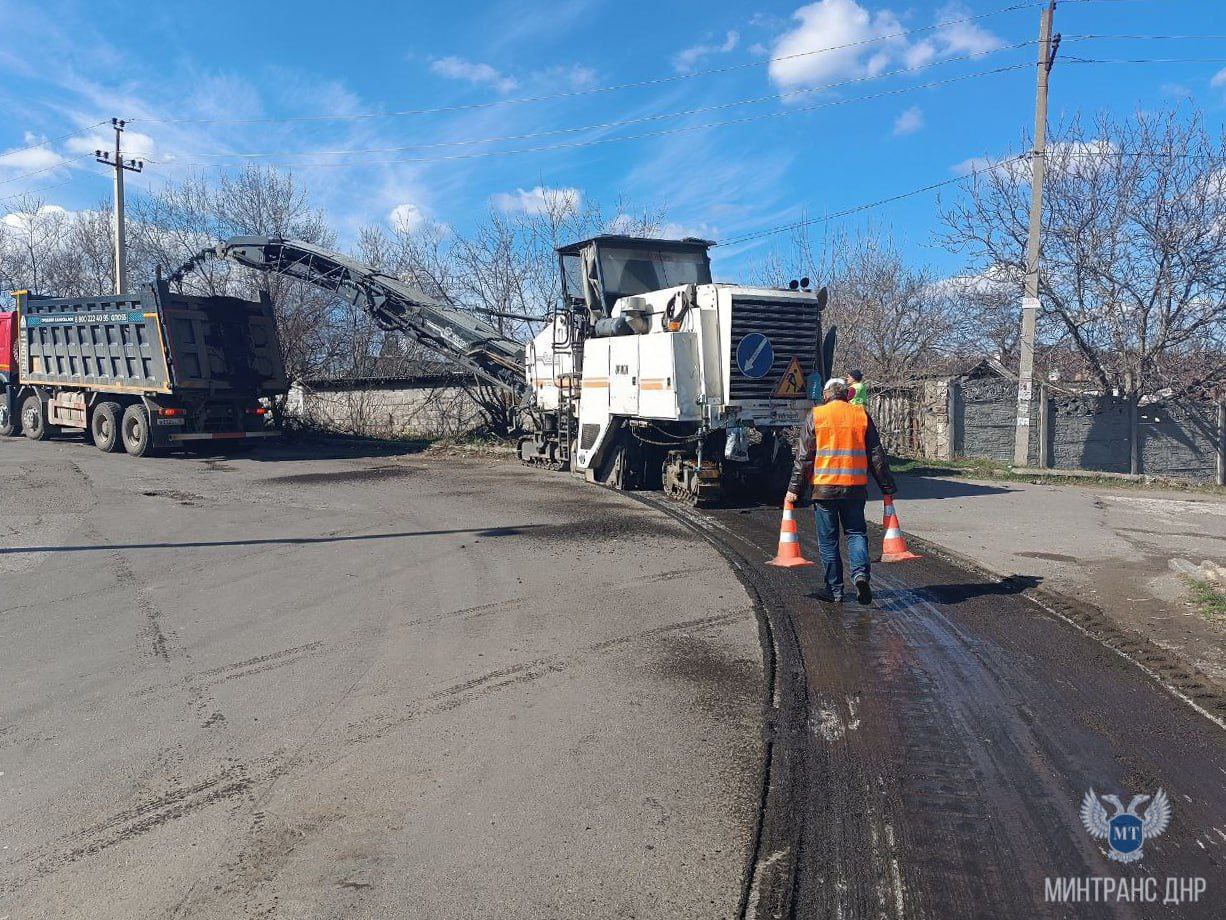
<box><xmin>0</xmin><ymin>437</ymin><xmax>764</xmax><ymax>919</ymax></box>
<box><xmin>669</xmin><ymin>496</ymin><xmax>1226</xmax><ymax>920</ymax></box>
<box><xmin>891</xmin><ymin>473</ymin><xmax>1226</xmax><ymax>687</ymax></box>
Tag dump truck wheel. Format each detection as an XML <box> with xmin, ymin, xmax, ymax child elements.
<box><xmin>0</xmin><ymin>396</ymin><xmax>19</xmax><ymax>437</ymax></box>
<box><xmin>91</xmin><ymin>402</ymin><xmax>123</xmax><ymax>453</ymax></box>
<box><xmin>21</xmin><ymin>395</ymin><xmax>55</xmax><ymax>442</ymax></box>
<box><xmin>121</xmin><ymin>404</ymin><xmax>160</xmax><ymax>457</ymax></box>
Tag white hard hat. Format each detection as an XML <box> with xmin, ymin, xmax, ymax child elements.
<box><xmin>823</xmin><ymin>377</ymin><xmax>847</xmax><ymax>393</ymax></box>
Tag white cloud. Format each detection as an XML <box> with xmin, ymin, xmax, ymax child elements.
<box><xmin>769</xmin><ymin>0</ymin><xmax>904</xmax><ymax>89</ymax></box>
<box><xmin>951</xmin><ymin>141</ymin><xmax>1116</xmax><ymax>183</ymax></box>
<box><xmin>64</xmin><ymin>129</ymin><xmax>157</xmax><ymax>160</ymax></box>
<box><xmin>543</xmin><ymin>64</ymin><xmax>597</xmax><ymax>89</ymax></box>
<box><xmin>430</xmin><ymin>56</ymin><xmax>518</xmax><ymax>94</ymax></box>
<box><xmin>952</xmin><ymin>155</ymin><xmax>993</xmax><ymax>176</ymax></box>
<box><xmin>934</xmin><ymin>7</ymin><xmax>1005</xmax><ymax>56</ymax></box>
<box><xmin>892</xmin><ymin>105</ymin><xmax>924</xmax><ymax>135</ymax></box>
<box><xmin>491</xmin><ymin>185</ymin><xmax>583</xmax><ymax>215</ymax></box>
<box><xmin>1047</xmin><ymin>139</ymin><xmax>1120</xmax><ymax>178</ymax></box>
<box><xmin>768</xmin><ymin>0</ymin><xmax>1003</xmax><ymax>91</ymax></box>
<box><xmin>1212</xmin><ymin>67</ymin><xmax>1226</xmax><ymax>89</ymax></box>
<box><xmin>674</xmin><ymin>30</ymin><xmax>741</xmax><ymax>73</ymax></box>
<box><xmin>659</xmin><ymin>220</ymin><xmax>717</xmax><ymax>240</ymax></box>
<box><xmin>0</xmin><ymin>144</ymin><xmax>68</xmax><ymax>173</ymax></box>
<box><xmin>903</xmin><ymin>40</ymin><xmax>937</xmax><ymax>70</ymax></box>
<box><xmin>2</xmin><ymin>203</ymin><xmax>69</xmax><ymax>231</ymax></box>
<box><xmin>388</xmin><ymin>202</ymin><xmax>425</xmax><ymax>232</ymax></box>
<box><xmin>749</xmin><ymin>12</ymin><xmax>786</xmax><ymax>30</ymax></box>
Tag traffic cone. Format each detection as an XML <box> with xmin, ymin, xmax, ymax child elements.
<box><xmin>767</xmin><ymin>499</ymin><xmax>815</xmax><ymax>568</ymax></box>
<box><xmin>880</xmin><ymin>496</ymin><xmax>920</xmax><ymax>563</ymax></box>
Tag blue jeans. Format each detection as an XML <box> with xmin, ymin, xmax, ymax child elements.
<box><xmin>813</xmin><ymin>500</ymin><xmax>869</xmax><ymax>598</ymax></box>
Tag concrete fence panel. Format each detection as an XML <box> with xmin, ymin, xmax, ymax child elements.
<box><xmin>1048</xmin><ymin>395</ymin><xmax>1131</xmax><ymax>474</ymax></box>
<box><xmin>1138</xmin><ymin>400</ymin><xmax>1220</xmax><ymax>480</ymax></box>
<box><xmin>957</xmin><ymin>378</ymin><xmax>1040</xmax><ymax>464</ymax></box>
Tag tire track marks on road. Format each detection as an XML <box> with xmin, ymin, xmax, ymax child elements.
<box><xmin>340</xmin><ymin>608</ymin><xmax>754</xmax><ymax>748</ymax></box>
<box><xmin>0</xmin><ymin>761</ymin><xmax>260</xmax><ymax>897</ymax></box>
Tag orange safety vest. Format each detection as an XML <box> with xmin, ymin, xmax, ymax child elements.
<box><xmin>810</xmin><ymin>400</ymin><xmax>870</xmax><ymax>487</ymax></box>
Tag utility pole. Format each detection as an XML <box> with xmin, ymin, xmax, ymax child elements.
<box><xmin>95</xmin><ymin>118</ymin><xmax>143</xmax><ymax>296</ymax></box>
<box><xmin>1014</xmin><ymin>2</ymin><xmax>1060</xmax><ymax>467</ymax></box>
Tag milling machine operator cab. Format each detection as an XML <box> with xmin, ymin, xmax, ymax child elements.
<box><xmin>557</xmin><ymin>235</ymin><xmax>715</xmax><ymax>322</ymax></box>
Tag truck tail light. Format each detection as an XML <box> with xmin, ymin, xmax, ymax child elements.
<box><xmin>247</xmin><ymin>407</ymin><xmax>268</xmax><ymax>416</ymax></box>
<box><xmin>156</xmin><ymin>407</ymin><xmax>186</xmax><ymax>418</ymax></box>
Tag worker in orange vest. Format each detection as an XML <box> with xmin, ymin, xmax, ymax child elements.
<box><xmin>785</xmin><ymin>377</ymin><xmax>897</xmax><ymax>604</ymax></box>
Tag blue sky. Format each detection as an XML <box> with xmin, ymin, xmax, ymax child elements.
<box><xmin>1</xmin><ymin>0</ymin><xmax>1224</xmax><ymax>279</ymax></box>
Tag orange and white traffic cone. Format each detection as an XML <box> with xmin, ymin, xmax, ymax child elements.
<box><xmin>880</xmin><ymin>495</ymin><xmax>920</xmax><ymax>563</ymax></box>
<box><xmin>767</xmin><ymin>499</ymin><xmax>815</xmax><ymax>568</ymax></box>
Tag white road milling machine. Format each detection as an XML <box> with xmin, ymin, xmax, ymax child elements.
<box><xmin>520</xmin><ymin>235</ymin><xmax>833</xmax><ymax>505</ymax></box>
<box><xmin>168</xmin><ymin>235</ymin><xmax>831</xmax><ymax>507</ymax></box>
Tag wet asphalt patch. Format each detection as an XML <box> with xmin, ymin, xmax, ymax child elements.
<box><xmin>262</xmin><ymin>465</ymin><xmax>413</xmax><ymax>485</ymax></box>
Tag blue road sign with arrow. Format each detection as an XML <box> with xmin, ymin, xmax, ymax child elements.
<box><xmin>736</xmin><ymin>333</ymin><xmax>774</xmax><ymax>379</ymax></box>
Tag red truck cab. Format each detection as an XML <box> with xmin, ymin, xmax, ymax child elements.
<box><xmin>0</xmin><ymin>308</ymin><xmax>15</xmax><ymax>384</ymax></box>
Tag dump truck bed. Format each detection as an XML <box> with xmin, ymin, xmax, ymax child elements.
<box><xmin>15</xmin><ymin>283</ymin><xmax>286</xmax><ymax>397</ymax></box>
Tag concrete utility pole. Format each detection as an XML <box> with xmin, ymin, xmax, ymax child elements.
<box><xmin>95</xmin><ymin>118</ymin><xmax>143</xmax><ymax>296</ymax></box>
<box><xmin>1014</xmin><ymin>2</ymin><xmax>1060</xmax><ymax>467</ymax></box>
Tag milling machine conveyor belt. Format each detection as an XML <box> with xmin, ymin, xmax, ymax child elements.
<box><xmin>169</xmin><ymin>236</ymin><xmax>528</xmax><ymax>396</ymax></box>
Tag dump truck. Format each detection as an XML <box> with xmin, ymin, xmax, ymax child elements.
<box><xmin>0</xmin><ymin>283</ymin><xmax>287</xmax><ymax>456</ymax></box>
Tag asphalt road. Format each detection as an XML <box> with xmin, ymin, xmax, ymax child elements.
<box><xmin>0</xmin><ymin>438</ymin><xmax>765</xmax><ymax>919</ymax></box>
<box><xmin>3</xmin><ymin>436</ymin><xmax>1224</xmax><ymax>919</ymax></box>
<box><xmin>635</xmin><ymin>494</ymin><xmax>1226</xmax><ymax>919</ymax></box>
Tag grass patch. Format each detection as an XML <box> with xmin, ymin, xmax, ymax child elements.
<box><xmin>889</xmin><ymin>457</ymin><xmax>1006</xmax><ymax>477</ymax></box>
<box><xmin>888</xmin><ymin>455</ymin><xmax>1226</xmax><ymax>495</ymax></box>
<box><xmin>422</xmin><ymin>433</ymin><xmax>517</xmax><ymax>458</ymax></box>
<box><xmin>1185</xmin><ymin>578</ymin><xmax>1226</xmax><ymax>621</ymax></box>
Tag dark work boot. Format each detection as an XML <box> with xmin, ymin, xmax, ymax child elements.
<box><xmin>854</xmin><ymin>576</ymin><xmax>872</xmax><ymax>605</ymax></box>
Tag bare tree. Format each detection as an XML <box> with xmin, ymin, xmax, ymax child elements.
<box><xmin>753</xmin><ymin>222</ymin><xmax>959</xmax><ymax>382</ymax></box>
<box><xmin>63</xmin><ymin>204</ymin><xmax>116</xmax><ymax>296</ymax></box>
<box><xmin>355</xmin><ymin>189</ymin><xmax>666</xmax><ymax>434</ymax></box>
<box><xmin>129</xmin><ymin>167</ymin><xmax>345</xmax><ymax>384</ymax></box>
<box><xmin>0</xmin><ymin>196</ymin><xmax>69</xmax><ymax>298</ymax></box>
<box><xmin>942</xmin><ymin>110</ymin><xmax>1226</xmax><ymax>398</ymax></box>
<box><xmin>941</xmin><ymin>266</ymin><xmax>1020</xmax><ymax>363</ymax></box>
<box><xmin>832</xmin><ymin>228</ymin><xmax>962</xmax><ymax>382</ymax></box>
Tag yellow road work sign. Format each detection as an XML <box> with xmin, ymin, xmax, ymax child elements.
<box><xmin>772</xmin><ymin>357</ymin><xmax>807</xmax><ymax>398</ymax></box>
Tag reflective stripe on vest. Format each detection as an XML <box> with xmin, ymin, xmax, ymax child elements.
<box><xmin>811</xmin><ymin>401</ymin><xmax>869</xmax><ymax>487</ymax></box>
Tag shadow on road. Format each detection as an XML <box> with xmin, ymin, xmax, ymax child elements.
<box><xmin>183</xmin><ymin>435</ymin><xmax>431</xmax><ymax>463</ymax></box>
<box><xmin>0</xmin><ymin>525</ymin><xmax>532</xmax><ymax>556</ymax></box>
<box><xmin>889</xmin><ymin>472</ymin><xmax>1016</xmax><ymax>500</ymax></box>
<box><xmin>915</xmin><ymin>574</ymin><xmax>1042</xmax><ymax>605</ymax></box>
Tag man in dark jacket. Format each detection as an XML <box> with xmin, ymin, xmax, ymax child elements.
<box><xmin>785</xmin><ymin>377</ymin><xmax>897</xmax><ymax>604</ymax></box>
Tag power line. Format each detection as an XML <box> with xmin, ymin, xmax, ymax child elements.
<box><xmin>0</xmin><ymin>155</ymin><xmax>86</xmax><ymax>187</ymax></box>
<box><xmin>0</xmin><ymin>177</ymin><xmax>81</xmax><ymax>205</ymax></box>
<box><xmin>129</xmin><ymin>2</ymin><xmax>1043</xmax><ymax>127</ymax></box>
<box><xmin>721</xmin><ymin>141</ymin><xmax>1224</xmax><ymax>249</ymax></box>
<box><xmin>720</xmin><ymin>155</ymin><xmax>1030</xmax><ymax>247</ymax></box>
<box><xmin>0</xmin><ymin>120</ymin><xmax>108</xmax><ymax>158</ymax></box>
<box><xmin>155</xmin><ymin>62</ymin><xmax>1031</xmax><ymax>171</ymax></box>
<box><xmin>149</xmin><ymin>45</ymin><xmax>1035</xmax><ymax>161</ymax></box>
<box><xmin>1065</xmin><ymin>56</ymin><xmax>1226</xmax><ymax>64</ymax></box>
<box><xmin>1067</xmin><ymin>34</ymin><xmax>1226</xmax><ymax>40</ymax></box>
